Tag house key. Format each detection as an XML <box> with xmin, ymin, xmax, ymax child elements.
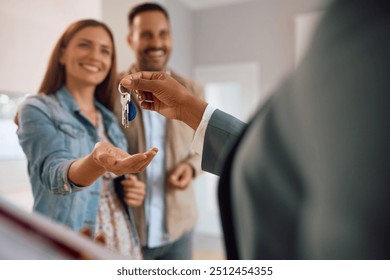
<box><xmin>118</xmin><ymin>84</ymin><xmax>136</xmax><ymax>128</ymax></box>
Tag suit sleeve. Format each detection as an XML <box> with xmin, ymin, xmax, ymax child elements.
<box><xmin>202</xmin><ymin>109</ymin><xmax>246</xmax><ymax>176</ymax></box>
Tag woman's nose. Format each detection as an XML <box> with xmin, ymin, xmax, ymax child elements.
<box><xmin>88</xmin><ymin>45</ymin><xmax>102</xmax><ymax>59</ymax></box>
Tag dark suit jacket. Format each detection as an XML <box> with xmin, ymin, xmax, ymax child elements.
<box><xmin>203</xmin><ymin>0</ymin><xmax>390</xmax><ymax>259</ymax></box>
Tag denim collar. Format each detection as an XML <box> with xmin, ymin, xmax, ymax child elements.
<box><xmin>56</xmin><ymin>85</ymin><xmax>82</xmax><ymax>113</ymax></box>
<box><xmin>55</xmin><ymin>85</ymin><xmax>115</xmax><ymax>122</ymax></box>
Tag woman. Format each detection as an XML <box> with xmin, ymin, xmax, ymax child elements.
<box><xmin>16</xmin><ymin>19</ymin><xmax>157</xmax><ymax>259</ymax></box>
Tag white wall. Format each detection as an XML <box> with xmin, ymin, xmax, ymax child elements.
<box><xmin>0</xmin><ymin>0</ymin><xmax>102</xmax><ymax>94</ymax></box>
<box><xmin>193</xmin><ymin>0</ymin><xmax>329</xmax><ymax>97</ymax></box>
<box><xmin>101</xmin><ymin>0</ymin><xmax>139</xmax><ymax>73</ymax></box>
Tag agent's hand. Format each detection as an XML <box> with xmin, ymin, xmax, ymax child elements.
<box><xmin>168</xmin><ymin>163</ymin><xmax>194</xmax><ymax>189</ymax></box>
<box><xmin>120</xmin><ymin>72</ymin><xmax>186</xmax><ymax>119</ymax></box>
<box><xmin>121</xmin><ymin>175</ymin><xmax>146</xmax><ymax>207</ymax></box>
<box><xmin>120</xmin><ymin>72</ymin><xmax>208</xmax><ymax>130</ymax></box>
<box><xmin>93</xmin><ymin>142</ymin><xmax>158</xmax><ymax>176</ymax></box>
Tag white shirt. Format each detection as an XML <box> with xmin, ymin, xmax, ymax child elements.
<box><xmin>143</xmin><ymin>110</ymin><xmax>167</xmax><ymax>247</ymax></box>
<box><xmin>190</xmin><ymin>104</ymin><xmax>217</xmax><ymax>155</ymax></box>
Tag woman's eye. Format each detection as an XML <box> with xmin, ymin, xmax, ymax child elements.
<box><xmin>101</xmin><ymin>48</ymin><xmax>111</xmax><ymax>56</ymax></box>
<box><xmin>78</xmin><ymin>43</ymin><xmax>90</xmax><ymax>48</ymax></box>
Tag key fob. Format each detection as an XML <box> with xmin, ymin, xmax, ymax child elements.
<box><xmin>128</xmin><ymin>100</ymin><xmax>137</xmax><ymax>121</ymax></box>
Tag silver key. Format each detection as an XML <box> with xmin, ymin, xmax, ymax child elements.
<box><xmin>121</xmin><ymin>94</ymin><xmax>131</xmax><ymax>128</ymax></box>
<box><xmin>118</xmin><ymin>84</ymin><xmax>131</xmax><ymax>128</ymax></box>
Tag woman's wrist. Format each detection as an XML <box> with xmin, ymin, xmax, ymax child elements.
<box><xmin>68</xmin><ymin>153</ymin><xmax>106</xmax><ymax>187</ymax></box>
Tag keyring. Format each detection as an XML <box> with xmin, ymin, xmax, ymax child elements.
<box><xmin>118</xmin><ymin>84</ymin><xmax>130</xmax><ymax>96</ymax></box>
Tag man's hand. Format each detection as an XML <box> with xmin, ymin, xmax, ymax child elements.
<box><xmin>121</xmin><ymin>175</ymin><xmax>146</xmax><ymax>207</ymax></box>
<box><xmin>168</xmin><ymin>163</ymin><xmax>194</xmax><ymax>189</ymax></box>
<box><xmin>120</xmin><ymin>71</ymin><xmax>207</xmax><ymax>130</ymax></box>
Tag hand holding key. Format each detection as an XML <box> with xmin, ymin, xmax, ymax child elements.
<box><xmin>119</xmin><ymin>72</ymin><xmax>208</xmax><ymax>130</ymax></box>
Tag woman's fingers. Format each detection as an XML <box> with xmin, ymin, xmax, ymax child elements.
<box><xmin>114</xmin><ymin>147</ymin><xmax>158</xmax><ymax>174</ymax></box>
<box><xmin>93</xmin><ymin>142</ymin><xmax>158</xmax><ymax>175</ymax></box>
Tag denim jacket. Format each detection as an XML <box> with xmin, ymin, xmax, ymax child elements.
<box><xmin>17</xmin><ymin>86</ymin><xmax>128</xmax><ymax>235</ymax></box>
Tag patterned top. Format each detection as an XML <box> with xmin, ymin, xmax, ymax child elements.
<box><xmin>95</xmin><ymin>112</ymin><xmax>142</xmax><ymax>259</ymax></box>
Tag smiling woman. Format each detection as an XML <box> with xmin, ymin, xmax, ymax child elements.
<box><xmin>59</xmin><ymin>27</ymin><xmax>113</xmax><ymax>103</ymax></box>
<box><xmin>14</xmin><ymin>19</ymin><xmax>158</xmax><ymax>259</ymax></box>
<box><xmin>38</xmin><ymin>19</ymin><xmax>117</xmax><ymax>113</ymax></box>
<box><xmin>58</xmin><ymin>26</ymin><xmax>114</xmax><ymax>125</ymax></box>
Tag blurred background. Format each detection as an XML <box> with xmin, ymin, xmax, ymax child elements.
<box><xmin>0</xmin><ymin>0</ymin><xmax>329</xmax><ymax>259</ymax></box>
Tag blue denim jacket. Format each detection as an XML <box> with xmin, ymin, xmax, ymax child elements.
<box><xmin>17</xmin><ymin>86</ymin><xmax>128</xmax><ymax>234</ymax></box>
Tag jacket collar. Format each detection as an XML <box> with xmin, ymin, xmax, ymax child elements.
<box><xmin>56</xmin><ymin>85</ymin><xmax>116</xmax><ymax>122</ymax></box>
<box><xmin>56</xmin><ymin>85</ymin><xmax>80</xmax><ymax>113</ymax></box>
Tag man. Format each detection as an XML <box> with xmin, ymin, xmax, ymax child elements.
<box><xmin>120</xmin><ymin>0</ymin><xmax>389</xmax><ymax>259</ymax></box>
<box><xmin>114</xmin><ymin>3</ymin><xmax>204</xmax><ymax>260</ymax></box>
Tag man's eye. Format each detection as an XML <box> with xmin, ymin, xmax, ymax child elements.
<box><xmin>160</xmin><ymin>31</ymin><xmax>169</xmax><ymax>39</ymax></box>
<box><xmin>141</xmin><ymin>33</ymin><xmax>152</xmax><ymax>39</ymax></box>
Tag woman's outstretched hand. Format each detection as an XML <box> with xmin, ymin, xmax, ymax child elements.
<box><xmin>92</xmin><ymin>141</ymin><xmax>158</xmax><ymax>176</ymax></box>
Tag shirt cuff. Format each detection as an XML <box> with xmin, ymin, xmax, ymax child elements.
<box><xmin>191</xmin><ymin>105</ymin><xmax>217</xmax><ymax>155</ymax></box>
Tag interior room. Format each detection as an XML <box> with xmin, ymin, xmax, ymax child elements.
<box><xmin>0</xmin><ymin>0</ymin><xmax>329</xmax><ymax>259</ymax></box>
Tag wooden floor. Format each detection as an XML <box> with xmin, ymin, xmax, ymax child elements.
<box><xmin>194</xmin><ymin>250</ymin><xmax>225</xmax><ymax>260</ymax></box>
<box><xmin>193</xmin><ymin>233</ymin><xmax>225</xmax><ymax>260</ymax></box>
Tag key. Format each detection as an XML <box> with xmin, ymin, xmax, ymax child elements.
<box><xmin>121</xmin><ymin>93</ymin><xmax>130</xmax><ymax>128</ymax></box>
<box><xmin>119</xmin><ymin>84</ymin><xmax>131</xmax><ymax>128</ymax></box>
<box><xmin>118</xmin><ymin>84</ymin><xmax>137</xmax><ymax>126</ymax></box>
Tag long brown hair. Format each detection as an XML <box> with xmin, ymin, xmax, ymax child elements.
<box><xmin>38</xmin><ymin>19</ymin><xmax>117</xmax><ymax>110</ymax></box>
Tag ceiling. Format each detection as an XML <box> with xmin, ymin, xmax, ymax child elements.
<box><xmin>176</xmin><ymin>0</ymin><xmax>254</xmax><ymax>10</ymax></box>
